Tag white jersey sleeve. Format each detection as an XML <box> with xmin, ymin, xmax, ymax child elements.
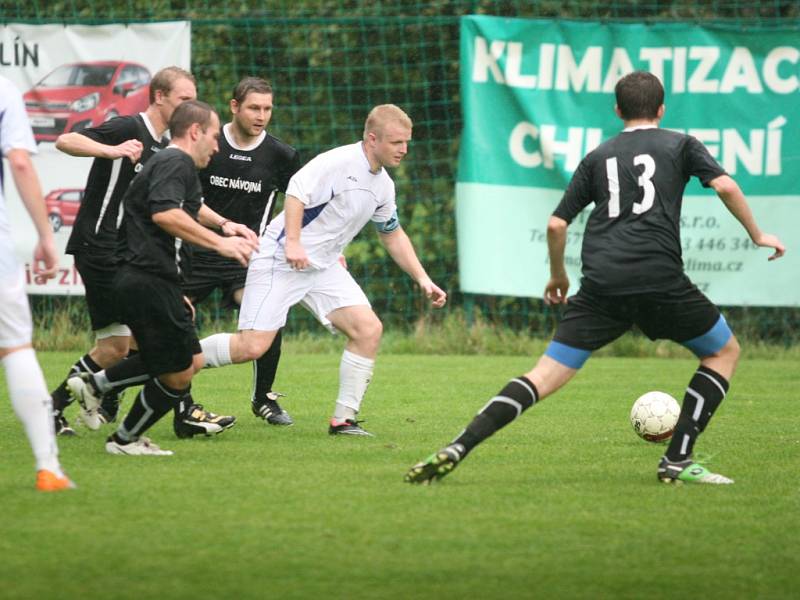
<box><xmin>286</xmin><ymin>151</ymin><xmax>338</xmax><ymax>208</ymax></box>
<box><xmin>0</xmin><ymin>77</ymin><xmax>37</xmax><ymax>157</ymax></box>
<box><xmin>371</xmin><ymin>178</ymin><xmax>397</xmax><ymax>224</ymax></box>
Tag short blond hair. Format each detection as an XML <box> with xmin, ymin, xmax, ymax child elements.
<box><xmin>363</xmin><ymin>104</ymin><xmax>412</xmax><ymax>140</ymax></box>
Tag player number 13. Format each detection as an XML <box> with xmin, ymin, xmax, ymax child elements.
<box><xmin>605</xmin><ymin>154</ymin><xmax>656</xmax><ymax>218</ymax></box>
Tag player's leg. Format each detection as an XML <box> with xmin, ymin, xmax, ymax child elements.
<box><xmin>307</xmin><ymin>264</ymin><xmax>379</xmax><ymax>435</ymax></box>
<box><xmin>0</xmin><ymin>268</ymin><xmax>73</xmax><ymax>490</ymax></box>
<box><xmin>325</xmin><ymin>305</ymin><xmax>381</xmax><ymax>435</ymax></box>
<box><xmin>52</xmin><ymin>253</ymin><xmax>129</xmax><ymax>433</ymax></box>
<box><xmin>172</xmin><ymin>337</ymin><xmax>237</xmax><ymax>438</ymax></box>
<box><xmin>653</xmin><ymin>292</ymin><xmax>738</xmax><ymax>484</ymax></box>
<box><xmin>105</xmin><ymin>270</ymin><xmax>198</xmax><ymax>455</ymax></box>
<box><xmin>230</xmin><ymin>281</ymin><xmax>292</xmax><ymax>425</ymax></box>
<box><xmin>405</xmin><ymin>290</ymin><xmax>627</xmax><ymax>484</ymax></box>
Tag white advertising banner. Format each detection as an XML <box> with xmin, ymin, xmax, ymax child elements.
<box><xmin>0</xmin><ymin>21</ymin><xmax>191</xmax><ymax>294</ymax></box>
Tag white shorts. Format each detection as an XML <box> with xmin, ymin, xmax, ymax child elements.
<box><xmin>238</xmin><ymin>257</ymin><xmax>370</xmax><ymax>333</ymax></box>
<box><xmin>0</xmin><ymin>266</ymin><xmax>33</xmax><ymax>348</ymax></box>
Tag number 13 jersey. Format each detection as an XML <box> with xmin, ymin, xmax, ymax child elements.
<box><xmin>553</xmin><ymin>126</ymin><xmax>726</xmax><ymax>295</ymax></box>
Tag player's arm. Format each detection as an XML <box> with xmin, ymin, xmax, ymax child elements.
<box><xmin>283</xmin><ymin>195</ymin><xmax>309</xmax><ymax>270</ymax></box>
<box><xmin>152</xmin><ymin>208</ymin><xmax>256</xmax><ymax>267</ymax></box>
<box><xmin>544</xmin><ymin>216</ymin><xmax>569</xmax><ymax>305</ymax></box>
<box><xmin>6</xmin><ymin>148</ymin><xmax>58</xmax><ymax>279</ymax></box>
<box><xmin>378</xmin><ymin>226</ymin><xmax>446</xmax><ymax>308</ymax></box>
<box><xmin>196</xmin><ymin>203</ymin><xmax>258</xmax><ymax>246</ymax></box>
<box><xmin>709</xmin><ymin>175</ymin><xmax>785</xmax><ymax>261</ymax></box>
<box><xmin>55</xmin><ymin>131</ymin><xmax>142</xmax><ymax>163</ymax></box>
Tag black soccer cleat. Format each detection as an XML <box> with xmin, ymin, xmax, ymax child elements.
<box><xmin>54</xmin><ymin>413</ymin><xmax>76</xmax><ymax>437</ymax></box>
<box><xmin>405</xmin><ymin>444</ymin><xmax>465</xmax><ymax>484</ymax></box>
<box><xmin>173</xmin><ymin>404</ymin><xmax>236</xmax><ymax>438</ymax></box>
<box><xmin>251</xmin><ymin>392</ymin><xmax>293</xmax><ymax>426</ymax></box>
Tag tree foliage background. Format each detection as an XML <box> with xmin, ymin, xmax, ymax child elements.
<box><xmin>4</xmin><ymin>1</ymin><xmax>798</xmax><ymax>341</ymax></box>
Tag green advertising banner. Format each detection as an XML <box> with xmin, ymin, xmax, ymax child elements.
<box><xmin>457</xmin><ymin>16</ymin><xmax>799</xmax><ymax>306</ymax></box>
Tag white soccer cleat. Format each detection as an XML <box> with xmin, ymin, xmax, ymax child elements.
<box><xmin>67</xmin><ymin>373</ymin><xmax>104</xmax><ymax>430</ymax></box>
<box><xmin>105</xmin><ymin>436</ymin><xmax>174</xmax><ymax>456</ymax></box>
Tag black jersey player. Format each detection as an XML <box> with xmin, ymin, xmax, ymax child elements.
<box><xmin>69</xmin><ymin>101</ymin><xmax>257</xmax><ymax>455</ymax></box>
<box><xmin>50</xmin><ymin>67</ymin><xmax>234</xmax><ymax>438</ymax></box>
<box><xmin>184</xmin><ymin>77</ymin><xmax>301</xmax><ymax>427</ymax></box>
<box><xmin>406</xmin><ymin>71</ymin><xmax>785</xmax><ymax>486</ymax></box>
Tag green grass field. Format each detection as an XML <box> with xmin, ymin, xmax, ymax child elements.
<box><xmin>1</xmin><ymin>352</ymin><xmax>797</xmax><ymax>599</ymax></box>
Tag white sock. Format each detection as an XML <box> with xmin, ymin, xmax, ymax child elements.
<box><xmin>333</xmin><ymin>350</ymin><xmax>374</xmax><ymax>420</ymax></box>
<box><xmin>3</xmin><ymin>349</ymin><xmax>63</xmax><ymax>476</ymax></box>
<box><xmin>200</xmin><ymin>333</ymin><xmax>233</xmax><ymax>368</ymax></box>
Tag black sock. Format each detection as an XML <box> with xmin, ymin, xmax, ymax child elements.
<box><xmin>51</xmin><ymin>353</ymin><xmax>102</xmax><ymax>413</ymax></box>
<box><xmin>173</xmin><ymin>393</ymin><xmax>196</xmax><ymax>419</ymax></box>
<box><xmin>116</xmin><ymin>379</ymin><xmax>190</xmax><ymax>442</ymax></box>
<box><xmin>453</xmin><ymin>376</ymin><xmax>539</xmax><ymax>456</ymax></box>
<box><xmin>666</xmin><ymin>365</ymin><xmax>729</xmax><ymax>462</ymax></box>
<box><xmin>252</xmin><ymin>329</ymin><xmax>282</xmax><ymax>402</ymax></box>
<box><xmin>96</xmin><ymin>353</ymin><xmax>150</xmax><ymax>394</ymax></box>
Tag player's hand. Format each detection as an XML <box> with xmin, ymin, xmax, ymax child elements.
<box><xmin>418</xmin><ymin>277</ymin><xmax>447</xmax><ymax>308</ymax></box>
<box><xmin>183</xmin><ymin>295</ymin><xmax>196</xmax><ymax>323</ymax></box>
<box><xmin>218</xmin><ymin>236</ymin><xmax>255</xmax><ymax>267</ymax></box>
<box><xmin>110</xmin><ymin>139</ymin><xmax>143</xmax><ymax>163</ymax></box>
<box><xmin>285</xmin><ymin>239</ymin><xmax>310</xmax><ymax>270</ymax></box>
<box><xmin>753</xmin><ymin>232</ymin><xmax>786</xmax><ymax>261</ymax></box>
<box><xmin>222</xmin><ymin>221</ymin><xmax>259</xmax><ymax>247</ymax></box>
<box><xmin>544</xmin><ymin>275</ymin><xmax>569</xmax><ymax>305</ymax></box>
<box><xmin>338</xmin><ymin>254</ymin><xmax>348</xmax><ymax>270</ymax></box>
<box><xmin>32</xmin><ymin>234</ymin><xmax>59</xmax><ymax>280</ymax></box>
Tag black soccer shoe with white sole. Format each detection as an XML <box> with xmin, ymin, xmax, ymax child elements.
<box><xmin>173</xmin><ymin>404</ymin><xmax>236</xmax><ymax>438</ymax></box>
<box><xmin>251</xmin><ymin>392</ymin><xmax>293</xmax><ymax>426</ymax></box>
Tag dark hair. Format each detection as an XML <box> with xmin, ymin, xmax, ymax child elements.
<box><xmin>149</xmin><ymin>66</ymin><xmax>196</xmax><ymax>104</ymax></box>
<box><xmin>614</xmin><ymin>71</ymin><xmax>664</xmax><ymax>120</ymax></box>
<box><xmin>169</xmin><ymin>100</ymin><xmax>215</xmax><ymax>138</ymax></box>
<box><xmin>232</xmin><ymin>76</ymin><xmax>273</xmax><ymax>104</ymax></box>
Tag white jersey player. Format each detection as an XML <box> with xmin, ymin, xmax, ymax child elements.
<box><xmin>201</xmin><ymin>104</ymin><xmax>447</xmax><ymax>435</ymax></box>
<box><xmin>0</xmin><ymin>75</ymin><xmax>74</xmax><ymax>491</ymax></box>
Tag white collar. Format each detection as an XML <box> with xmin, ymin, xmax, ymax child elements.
<box><xmin>223</xmin><ymin>122</ymin><xmax>265</xmax><ymax>151</ymax></box>
<box><xmin>622</xmin><ymin>124</ymin><xmax>658</xmax><ymax>132</ymax></box>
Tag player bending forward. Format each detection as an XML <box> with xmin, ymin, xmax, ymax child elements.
<box><xmin>406</xmin><ymin>71</ymin><xmax>785</xmax><ymax>486</ymax></box>
<box><xmin>200</xmin><ymin>104</ymin><xmax>447</xmax><ymax>436</ymax></box>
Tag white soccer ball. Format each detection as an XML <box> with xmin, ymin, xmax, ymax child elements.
<box><xmin>630</xmin><ymin>391</ymin><xmax>680</xmax><ymax>443</ymax></box>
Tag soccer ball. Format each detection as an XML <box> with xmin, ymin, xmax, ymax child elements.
<box><xmin>630</xmin><ymin>391</ymin><xmax>680</xmax><ymax>443</ymax></box>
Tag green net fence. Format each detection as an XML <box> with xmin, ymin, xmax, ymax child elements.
<box><xmin>6</xmin><ymin>1</ymin><xmax>799</xmax><ymax>345</ymax></box>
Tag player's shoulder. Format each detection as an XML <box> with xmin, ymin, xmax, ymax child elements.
<box><xmin>0</xmin><ymin>75</ymin><xmax>19</xmax><ymax>98</ymax></box>
<box><xmin>263</xmin><ymin>131</ymin><xmax>298</xmax><ymax>157</ymax></box>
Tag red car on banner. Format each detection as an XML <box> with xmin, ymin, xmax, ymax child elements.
<box><xmin>24</xmin><ymin>61</ymin><xmax>151</xmax><ymax>143</ymax></box>
<box><xmin>45</xmin><ymin>188</ymin><xmax>83</xmax><ymax>232</ymax></box>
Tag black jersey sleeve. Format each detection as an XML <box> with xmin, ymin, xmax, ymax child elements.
<box><xmin>77</xmin><ymin>115</ymin><xmax>138</xmax><ymax>146</ymax></box>
<box><xmin>683</xmin><ymin>135</ymin><xmax>726</xmax><ymax>187</ymax></box>
<box><xmin>147</xmin><ymin>154</ymin><xmax>193</xmax><ymax>215</ymax></box>
<box><xmin>553</xmin><ymin>157</ymin><xmax>593</xmax><ymax>223</ymax></box>
<box><xmin>276</xmin><ymin>147</ymin><xmax>302</xmax><ymax>192</ymax></box>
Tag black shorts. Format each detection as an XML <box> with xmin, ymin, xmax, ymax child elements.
<box><xmin>113</xmin><ymin>266</ymin><xmax>200</xmax><ymax>377</ymax></box>
<box><xmin>74</xmin><ymin>252</ymin><xmax>122</xmax><ymax>331</ymax></box>
<box><xmin>550</xmin><ymin>282</ymin><xmax>728</xmax><ymax>365</ymax></box>
<box><xmin>182</xmin><ymin>257</ymin><xmax>247</xmax><ymax>307</ymax></box>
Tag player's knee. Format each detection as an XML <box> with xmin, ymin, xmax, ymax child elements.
<box><xmin>159</xmin><ymin>369</ymin><xmax>193</xmax><ymax>390</ymax></box>
<box><xmin>93</xmin><ymin>339</ymin><xmax>129</xmax><ymax>365</ymax></box>
<box><xmin>192</xmin><ymin>353</ymin><xmax>205</xmax><ymax>373</ymax></box>
<box><xmin>239</xmin><ymin>334</ymin><xmax>273</xmax><ymax>361</ymax></box>
<box><xmin>357</xmin><ymin>315</ymin><xmax>383</xmax><ymax>344</ymax></box>
<box><xmin>721</xmin><ymin>334</ymin><xmax>741</xmax><ymax>364</ymax></box>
